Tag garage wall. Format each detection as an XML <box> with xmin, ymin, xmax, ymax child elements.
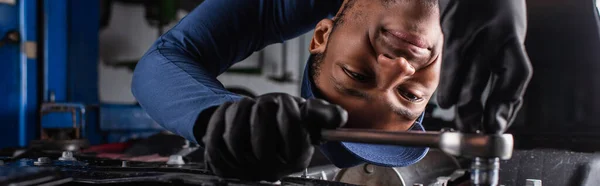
<box><xmin>99</xmin><ymin>2</ymin><xmax>310</xmax><ymax>103</ymax></box>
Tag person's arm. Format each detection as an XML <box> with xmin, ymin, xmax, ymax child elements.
<box><xmin>131</xmin><ymin>0</ymin><xmax>342</xmax><ymax>144</ymax></box>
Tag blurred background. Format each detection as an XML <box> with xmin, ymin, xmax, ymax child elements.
<box><xmin>1</xmin><ymin>0</ymin><xmax>318</xmax><ymax>146</ymax></box>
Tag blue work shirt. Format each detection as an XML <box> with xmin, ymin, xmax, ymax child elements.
<box><xmin>132</xmin><ymin>0</ymin><xmax>343</xmax><ymax>144</ymax></box>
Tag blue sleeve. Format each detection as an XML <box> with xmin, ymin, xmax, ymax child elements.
<box><xmin>131</xmin><ymin>0</ymin><xmax>343</xmax><ymax>144</ymax></box>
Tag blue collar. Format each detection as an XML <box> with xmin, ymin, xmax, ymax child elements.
<box><xmin>300</xmin><ymin>57</ymin><xmax>316</xmax><ymax>99</ymax></box>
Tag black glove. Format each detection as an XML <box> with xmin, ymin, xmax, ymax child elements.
<box><xmin>437</xmin><ymin>0</ymin><xmax>533</xmax><ymax>134</ymax></box>
<box><xmin>202</xmin><ymin>93</ymin><xmax>347</xmax><ymax>181</ymax></box>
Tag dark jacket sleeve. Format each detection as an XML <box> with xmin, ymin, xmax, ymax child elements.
<box><xmin>131</xmin><ymin>0</ymin><xmax>342</xmax><ymax>144</ymax></box>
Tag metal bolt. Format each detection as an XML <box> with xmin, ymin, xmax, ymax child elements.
<box><xmin>7</xmin><ymin>31</ymin><xmax>19</xmax><ymax>42</ymax></box>
<box><xmin>58</xmin><ymin>151</ymin><xmax>77</xmax><ymax>161</ymax></box>
<box><xmin>166</xmin><ymin>155</ymin><xmax>185</xmax><ymax>165</ymax></box>
<box><xmin>363</xmin><ymin>164</ymin><xmax>375</xmax><ymax>174</ymax></box>
<box><xmin>121</xmin><ymin>161</ymin><xmax>128</xmax><ymax>167</ymax></box>
<box><xmin>34</xmin><ymin>157</ymin><xmax>52</xmax><ymax>165</ymax></box>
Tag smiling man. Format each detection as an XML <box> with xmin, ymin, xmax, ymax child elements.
<box><xmin>132</xmin><ymin>0</ymin><xmax>442</xmax><ymax>181</ymax></box>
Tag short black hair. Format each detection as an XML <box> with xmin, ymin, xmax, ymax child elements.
<box><xmin>332</xmin><ymin>0</ymin><xmax>358</xmax><ymax>29</ymax></box>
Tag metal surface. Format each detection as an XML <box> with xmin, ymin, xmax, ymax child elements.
<box><xmin>0</xmin><ymin>166</ymin><xmax>69</xmax><ymax>186</ymax></box>
<box><xmin>41</xmin><ymin>0</ymin><xmax>102</xmax><ymax>145</ymax></box>
<box><xmin>428</xmin><ymin>170</ymin><xmax>467</xmax><ymax>186</ymax></box>
<box><xmin>58</xmin><ymin>151</ymin><xmax>76</xmax><ymax>161</ymax></box>
<box><xmin>289</xmin><ymin>150</ymin><xmax>461</xmax><ymax>185</ymax></box>
<box><xmin>471</xmin><ymin>158</ymin><xmax>499</xmax><ymax>186</ymax></box>
<box><xmin>0</xmin><ymin>0</ymin><xmax>21</xmax><ymax>149</ymax></box>
<box><xmin>322</xmin><ymin>129</ymin><xmax>440</xmax><ymax>147</ymax></box>
<box><xmin>0</xmin><ymin>0</ymin><xmax>38</xmax><ymax>148</ymax></box>
<box><xmin>499</xmin><ymin>149</ymin><xmax>599</xmax><ymax>186</ymax></box>
<box><xmin>321</xmin><ymin>129</ymin><xmax>514</xmax><ymax>159</ymax></box>
<box><xmin>40</xmin><ymin>103</ymin><xmax>87</xmax><ymax>139</ymax></box>
<box><xmin>18</xmin><ymin>0</ymin><xmax>39</xmax><ymax>148</ymax></box>
<box><xmin>334</xmin><ymin>164</ymin><xmax>406</xmax><ymax>186</ymax></box>
<box><xmin>393</xmin><ymin>149</ymin><xmax>462</xmax><ymax>185</ymax></box>
<box><xmin>439</xmin><ymin>132</ymin><xmax>513</xmax><ymax>160</ymax></box>
<box><xmin>68</xmin><ymin>0</ymin><xmax>101</xmax><ymax>145</ymax></box>
<box><xmin>321</xmin><ymin>129</ymin><xmax>510</xmax><ymax>186</ymax></box>
<box><xmin>288</xmin><ymin>165</ymin><xmax>340</xmax><ymax>180</ymax></box>
<box><xmin>44</xmin><ymin>0</ymin><xmax>67</xmax><ymax>102</ymax></box>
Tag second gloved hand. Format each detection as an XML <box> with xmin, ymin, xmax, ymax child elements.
<box><xmin>202</xmin><ymin>93</ymin><xmax>347</xmax><ymax>181</ymax></box>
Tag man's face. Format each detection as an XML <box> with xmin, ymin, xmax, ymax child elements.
<box><xmin>310</xmin><ymin>0</ymin><xmax>443</xmax><ymax>131</ymax></box>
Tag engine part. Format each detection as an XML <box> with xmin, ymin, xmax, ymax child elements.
<box><xmin>333</xmin><ymin>150</ymin><xmax>461</xmax><ymax>186</ymax></box>
<box><xmin>166</xmin><ymin>155</ymin><xmax>185</xmax><ymax>165</ymax></box>
<box><xmin>471</xmin><ymin>158</ymin><xmax>499</xmax><ymax>186</ymax></box>
<box><xmin>58</xmin><ymin>151</ymin><xmax>77</xmax><ymax>161</ymax></box>
<box><xmin>34</xmin><ymin>157</ymin><xmax>52</xmax><ymax>165</ymax></box>
<box><xmin>322</xmin><ymin>129</ymin><xmax>512</xmax><ymax>186</ymax></box>
<box><xmin>335</xmin><ymin>163</ymin><xmax>405</xmax><ymax>186</ymax></box>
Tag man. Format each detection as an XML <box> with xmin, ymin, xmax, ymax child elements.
<box><xmin>132</xmin><ymin>0</ymin><xmax>530</xmax><ymax>182</ymax></box>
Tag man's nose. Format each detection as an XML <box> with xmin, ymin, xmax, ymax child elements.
<box><xmin>375</xmin><ymin>54</ymin><xmax>416</xmax><ymax>88</ymax></box>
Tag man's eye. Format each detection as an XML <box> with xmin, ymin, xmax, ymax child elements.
<box><xmin>342</xmin><ymin>67</ymin><xmax>369</xmax><ymax>82</ymax></box>
<box><xmin>399</xmin><ymin>89</ymin><xmax>423</xmax><ymax>102</ymax></box>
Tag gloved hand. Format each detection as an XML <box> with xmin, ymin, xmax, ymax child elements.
<box><xmin>436</xmin><ymin>0</ymin><xmax>533</xmax><ymax>134</ymax></box>
<box><xmin>202</xmin><ymin>93</ymin><xmax>347</xmax><ymax>181</ymax></box>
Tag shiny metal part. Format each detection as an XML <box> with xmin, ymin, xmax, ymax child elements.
<box><xmin>33</xmin><ymin>157</ymin><xmax>52</xmax><ymax>165</ymax></box>
<box><xmin>321</xmin><ymin>129</ymin><xmax>513</xmax><ymax>160</ymax></box>
<box><xmin>166</xmin><ymin>155</ymin><xmax>185</xmax><ymax>165</ymax></box>
<box><xmin>334</xmin><ymin>164</ymin><xmax>406</xmax><ymax>186</ymax></box>
<box><xmin>321</xmin><ymin>129</ymin><xmax>511</xmax><ymax>186</ymax></box>
<box><xmin>301</xmin><ymin>168</ymin><xmax>308</xmax><ymax>178</ymax></box>
<box><xmin>525</xmin><ymin>179</ymin><xmax>542</xmax><ymax>186</ymax></box>
<box><xmin>322</xmin><ymin>129</ymin><xmax>440</xmax><ymax>147</ymax></box>
<box><xmin>288</xmin><ymin>165</ymin><xmax>340</xmax><ymax>180</ymax></box>
<box><xmin>471</xmin><ymin>158</ymin><xmax>499</xmax><ymax>186</ymax></box>
<box><xmin>39</xmin><ymin>102</ymin><xmax>87</xmax><ymax>139</ymax></box>
<box><xmin>288</xmin><ymin>150</ymin><xmax>461</xmax><ymax>185</ymax></box>
<box><xmin>363</xmin><ymin>164</ymin><xmax>374</xmax><ymax>174</ymax></box>
<box><xmin>121</xmin><ymin>161</ymin><xmax>128</xmax><ymax>167</ymax></box>
<box><xmin>58</xmin><ymin>151</ymin><xmax>77</xmax><ymax>161</ymax></box>
<box><xmin>439</xmin><ymin>133</ymin><xmax>513</xmax><ymax>160</ymax></box>
<box><xmin>428</xmin><ymin>170</ymin><xmax>467</xmax><ymax>186</ymax></box>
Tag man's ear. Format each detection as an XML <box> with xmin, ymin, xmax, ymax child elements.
<box><xmin>310</xmin><ymin>19</ymin><xmax>334</xmax><ymax>54</ymax></box>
